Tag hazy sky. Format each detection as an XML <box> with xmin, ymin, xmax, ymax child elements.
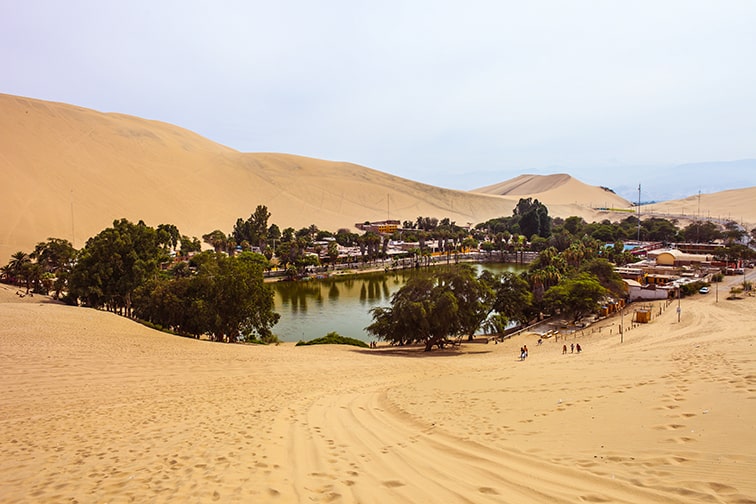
<box><xmin>3</xmin><ymin>1</ymin><xmax>755</xmax><ymax>201</ymax></box>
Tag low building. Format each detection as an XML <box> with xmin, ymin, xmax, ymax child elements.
<box><xmin>623</xmin><ymin>279</ymin><xmax>674</xmax><ymax>301</ymax></box>
<box><xmin>355</xmin><ymin>220</ymin><xmax>401</xmax><ymax>234</ymax></box>
<box><xmin>648</xmin><ymin>248</ymin><xmax>714</xmax><ymax>267</ymax></box>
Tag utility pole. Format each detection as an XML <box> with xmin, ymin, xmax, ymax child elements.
<box><xmin>677</xmin><ymin>286</ymin><xmax>681</xmax><ymax>323</ymax></box>
<box><xmin>70</xmin><ymin>189</ymin><xmax>76</xmax><ymax>248</ymax></box>
<box><xmin>637</xmin><ymin>184</ymin><xmax>641</xmax><ymax>242</ymax></box>
<box><xmin>697</xmin><ymin>190</ymin><xmax>701</xmax><ymax>243</ymax></box>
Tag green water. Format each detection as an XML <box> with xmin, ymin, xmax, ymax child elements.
<box><xmin>271</xmin><ymin>263</ymin><xmax>527</xmax><ymax>342</ymax></box>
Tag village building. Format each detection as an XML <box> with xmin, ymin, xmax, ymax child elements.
<box><xmin>617</xmin><ymin>247</ymin><xmax>716</xmax><ymax>302</ymax></box>
<box><xmin>354</xmin><ymin>220</ymin><xmax>401</xmax><ymax>234</ymax></box>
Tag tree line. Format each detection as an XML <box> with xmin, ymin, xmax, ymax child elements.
<box><xmin>2</xmin><ymin>201</ymin><xmax>754</xmax><ymax>347</ymax></box>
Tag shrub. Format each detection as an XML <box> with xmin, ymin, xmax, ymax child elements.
<box><xmin>296</xmin><ymin>332</ymin><xmax>369</xmax><ymax>348</ymax></box>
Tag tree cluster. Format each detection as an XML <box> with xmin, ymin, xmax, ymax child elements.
<box><xmin>366</xmin><ymin>227</ymin><xmax>642</xmax><ymax>350</ymax></box>
<box><xmin>1</xmin><ymin>218</ymin><xmax>279</xmax><ymax>343</ymax></box>
<box><xmin>366</xmin><ymin>265</ymin><xmax>534</xmax><ymax>351</ymax></box>
<box><xmin>3</xmin><ymin>200</ymin><xmax>753</xmax><ymax>349</ymax></box>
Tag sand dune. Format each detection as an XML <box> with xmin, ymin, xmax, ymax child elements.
<box><xmin>0</xmin><ymin>94</ymin><xmax>513</xmax><ymax>263</ymax></box>
<box><xmin>643</xmin><ymin>186</ymin><xmax>756</xmax><ymax>228</ymax></box>
<box><xmin>473</xmin><ymin>173</ymin><xmax>632</xmax><ymax>209</ymax></box>
<box><xmin>2</xmin><ymin>272</ymin><xmax>755</xmax><ymax>503</ymax></box>
<box><xmin>2</xmin><ymin>93</ymin><xmax>754</xmax><ymax>266</ymax></box>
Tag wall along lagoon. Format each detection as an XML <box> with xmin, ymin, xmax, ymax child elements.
<box><xmin>271</xmin><ymin>263</ymin><xmax>527</xmax><ymax>343</ymax></box>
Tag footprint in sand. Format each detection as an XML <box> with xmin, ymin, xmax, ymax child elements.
<box><xmin>383</xmin><ymin>480</ymin><xmax>405</xmax><ymax>488</ymax></box>
<box><xmin>479</xmin><ymin>487</ymin><xmax>499</xmax><ymax>495</ymax></box>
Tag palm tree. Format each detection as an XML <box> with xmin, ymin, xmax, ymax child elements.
<box><xmin>7</xmin><ymin>251</ymin><xmax>30</xmax><ymax>286</ymax></box>
<box><xmin>0</xmin><ymin>264</ymin><xmax>11</xmax><ymax>283</ymax></box>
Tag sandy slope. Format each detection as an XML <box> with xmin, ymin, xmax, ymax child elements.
<box><xmin>2</xmin><ymin>93</ymin><xmax>754</xmax><ymax>265</ymax></box>
<box><xmin>1</xmin><ymin>273</ymin><xmax>755</xmax><ymax>503</ymax></box>
<box><xmin>643</xmin><ymin>187</ymin><xmax>756</xmax><ymax>228</ymax></box>
<box><xmin>0</xmin><ymin>94</ymin><xmax>513</xmax><ymax>263</ymax></box>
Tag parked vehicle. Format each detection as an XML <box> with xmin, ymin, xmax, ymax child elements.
<box><xmin>699</xmin><ymin>286</ymin><xmax>710</xmax><ymax>294</ymax></box>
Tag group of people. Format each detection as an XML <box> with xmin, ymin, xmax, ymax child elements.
<box><xmin>518</xmin><ymin>340</ymin><xmax>584</xmax><ymax>360</ymax></box>
<box><xmin>519</xmin><ymin>345</ymin><xmax>529</xmax><ymax>360</ymax></box>
<box><xmin>562</xmin><ymin>343</ymin><xmax>582</xmax><ymax>354</ymax></box>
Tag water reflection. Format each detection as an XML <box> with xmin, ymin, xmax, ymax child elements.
<box><xmin>271</xmin><ymin>263</ymin><xmax>527</xmax><ymax>342</ymax></box>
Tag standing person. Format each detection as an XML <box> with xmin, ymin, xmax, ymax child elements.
<box><xmin>571</xmin><ymin>343</ymin><xmax>575</xmax><ymax>353</ymax></box>
<box><xmin>562</xmin><ymin>344</ymin><xmax>567</xmax><ymax>354</ymax></box>
<box><xmin>576</xmin><ymin>343</ymin><xmax>582</xmax><ymax>353</ymax></box>
<box><xmin>523</xmin><ymin>345</ymin><xmax>528</xmax><ymax>359</ymax></box>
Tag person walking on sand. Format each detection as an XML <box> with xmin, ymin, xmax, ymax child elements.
<box><xmin>562</xmin><ymin>344</ymin><xmax>567</xmax><ymax>354</ymax></box>
<box><xmin>571</xmin><ymin>343</ymin><xmax>574</xmax><ymax>353</ymax></box>
<box><xmin>576</xmin><ymin>343</ymin><xmax>582</xmax><ymax>353</ymax></box>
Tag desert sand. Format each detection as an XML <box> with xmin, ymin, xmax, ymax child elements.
<box><xmin>2</xmin><ymin>272</ymin><xmax>755</xmax><ymax>503</ymax></box>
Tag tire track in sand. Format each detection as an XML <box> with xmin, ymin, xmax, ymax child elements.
<box><xmin>266</xmin><ymin>385</ymin><xmax>690</xmax><ymax>503</ymax></box>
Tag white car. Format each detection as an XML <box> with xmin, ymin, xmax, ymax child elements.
<box><xmin>699</xmin><ymin>286</ymin><xmax>710</xmax><ymax>294</ymax></box>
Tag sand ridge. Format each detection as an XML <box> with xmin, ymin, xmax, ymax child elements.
<box><xmin>1</xmin><ymin>273</ymin><xmax>755</xmax><ymax>503</ymax></box>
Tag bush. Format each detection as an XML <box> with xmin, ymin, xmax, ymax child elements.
<box><xmin>296</xmin><ymin>332</ymin><xmax>369</xmax><ymax>348</ymax></box>
<box><xmin>680</xmin><ymin>281</ymin><xmax>708</xmax><ymax>297</ymax></box>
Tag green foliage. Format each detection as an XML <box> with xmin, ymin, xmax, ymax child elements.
<box><xmin>179</xmin><ymin>234</ymin><xmax>202</xmax><ymax>256</ymax></box>
<box><xmin>683</xmin><ymin>220</ymin><xmax>722</xmax><ymax>243</ymax></box>
<box><xmin>480</xmin><ymin>270</ymin><xmax>534</xmax><ymax>328</ymax></box>
<box><xmin>516</xmin><ymin>198</ymin><xmax>551</xmax><ymax>238</ymax></box>
<box><xmin>679</xmin><ymin>280</ymin><xmax>708</xmax><ymax>297</ymax></box>
<box><xmin>714</xmin><ymin>243</ymin><xmax>756</xmax><ymax>264</ymax></box>
<box><xmin>68</xmin><ymin>219</ymin><xmax>169</xmax><ymax>313</ymax></box>
<box><xmin>366</xmin><ymin>265</ymin><xmax>499</xmax><ymax>351</ymax></box>
<box><xmin>579</xmin><ymin>258</ymin><xmax>626</xmax><ymax>298</ymax></box>
<box><xmin>476</xmin><ymin>198</ymin><xmax>551</xmax><ymax>240</ymax></box>
<box><xmin>562</xmin><ymin>216</ymin><xmax>585</xmax><ymax>236</ymax></box>
<box><xmin>32</xmin><ymin>238</ymin><xmax>77</xmax><ymax>299</ymax></box>
<box><xmin>542</xmin><ymin>272</ymin><xmax>609</xmax><ymax>323</ymax></box>
<box><xmin>202</xmin><ymin>229</ymin><xmax>228</xmax><ymax>253</ymax></box>
<box><xmin>133</xmin><ymin>250</ymin><xmax>279</xmax><ymax>342</ymax></box>
<box><xmin>233</xmin><ymin>205</ymin><xmax>271</xmax><ymax>251</ymax></box>
<box><xmin>296</xmin><ymin>332</ymin><xmax>369</xmax><ymax>348</ymax></box>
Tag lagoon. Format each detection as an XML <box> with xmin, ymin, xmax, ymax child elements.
<box><xmin>271</xmin><ymin>263</ymin><xmax>528</xmax><ymax>342</ymax></box>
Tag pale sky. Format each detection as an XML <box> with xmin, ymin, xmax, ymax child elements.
<box><xmin>3</xmin><ymin>1</ymin><xmax>755</xmax><ymax>202</ymax></box>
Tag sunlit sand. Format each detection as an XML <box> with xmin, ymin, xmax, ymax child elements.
<box><xmin>2</xmin><ymin>275</ymin><xmax>754</xmax><ymax>503</ymax></box>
